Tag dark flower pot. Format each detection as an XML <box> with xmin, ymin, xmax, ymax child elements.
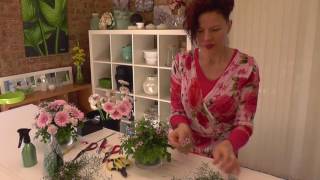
<box><xmin>101</xmin><ymin>119</ymin><xmax>120</xmax><ymax>132</ymax></box>
<box><xmin>115</xmin><ymin>65</ymin><xmax>133</xmax><ymax>92</ymax></box>
<box><xmin>86</xmin><ymin>110</ymin><xmax>120</xmax><ymax>132</ymax></box>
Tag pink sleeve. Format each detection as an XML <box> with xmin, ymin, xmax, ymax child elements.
<box><xmin>169</xmin><ymin>54</ymin><xmax>191</xmax><ymax>129</ymax></box>
<box><xmin>228</xmin><ymin>127</ymin><xmax>250</xmax><ymax>152</ymax></box>
<box><xmin>229</xmin><ymin>62</ymin><xmax>260</xmax><ymax>151</ymax></box>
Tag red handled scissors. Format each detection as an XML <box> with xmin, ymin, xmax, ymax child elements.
<box><xmin>73</xmin><ymin>142</ymin><xmax>98</xmax><ymax>161</ymax></box>
<box><xmin>102</xmin><ymin>145</ymin><xmax>121</xmax><ymax>163</ymax></box>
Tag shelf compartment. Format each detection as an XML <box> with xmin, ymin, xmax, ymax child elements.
<box><xmin>159</xmin><ymin>101</ymin><xmax>171</xmax><ymax>122</ymax></box>
<box><xmin>92</xmin><ymin>63</ymin><xmax>111</xmax><ymax>90</ymax></box>
<box><xmin>159</xmin><ymin>69</ymin><xmax>171</xmax><ymax>102</ymax></box>
<box><xmin>90</xmin><ymin>34</ymin><xmax>110</xmax><ymax>62</ymax></box>
<box><xmin>111</xmin><ymin>64</ymin><xmax>133</xmax><ymax>93</ymax></box>
<box><xmin>133</xmin><ymin>66</ymin><xmax>158</xmax><ymax>99</ymax></box>
<box><xmin>110</xmin><ymin>34</ymin><xmax>132</xmax><ymax>64</ymax></box>
<box><xmin>133</xmin><ymin>35</ymin><xmax>157</xmax><ymax>65</ymax></box>
<box><xmin>134</xmin><ymin>97</ymin><xmax>158</xmax><ymax>121</ymax></box>
<box><xmin>159</xmin><ymin>35</ymin><xmax>187</xmax><ymax>67</ymax></box>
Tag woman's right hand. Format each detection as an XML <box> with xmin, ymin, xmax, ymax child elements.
<box><xmin>168</xmin><ymin>123</ymin><xmax>193</xmax><ymax>153</ymax></box>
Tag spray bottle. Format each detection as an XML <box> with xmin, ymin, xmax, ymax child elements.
<box><xmin>17</xmin><ymin>128</ymin><xmax>37</xmax><ymax>167</ymax></box>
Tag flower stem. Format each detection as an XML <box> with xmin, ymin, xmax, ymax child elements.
<box><xmin>98</xmin><ymin>109</ymin><xmax>106</xmax><ymax>121</ymax></box>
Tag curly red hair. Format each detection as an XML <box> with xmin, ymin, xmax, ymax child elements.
<box><xmin>184</xmin><ymin>0</ymin><xmax>234</xmax><ymax>43</ymax></box>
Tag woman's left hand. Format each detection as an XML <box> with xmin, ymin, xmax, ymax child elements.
<box><xmin>212</xmin><ymin>140</ymin><xmax>240</xmax><ymax>175</ymax></box>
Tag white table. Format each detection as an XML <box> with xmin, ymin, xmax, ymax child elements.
<box><xmin>0</xmin><ymin>105</ymin><xmax>283</xmax><ymax>180</ymax></box>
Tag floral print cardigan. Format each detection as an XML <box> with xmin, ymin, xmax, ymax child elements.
<box><xmin>170</xmin><ymin>48</ymin><xmax>260</xmax><ymax>157</ymax></box>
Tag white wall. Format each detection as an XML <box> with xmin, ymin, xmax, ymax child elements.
<box><xmin>229</xmin><ymin>0</ymin><xmax>320</xmax><ymax>179</ymax></box>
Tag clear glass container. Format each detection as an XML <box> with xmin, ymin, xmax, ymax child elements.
<box><xmin>39</xmin><ymin>75</ymin><xmax>48</xmax><ymax>91</ymax></box>
<box><xmin>142</xmin><ymin>76</ymin><xmax>158</xmax><ymax>96</ymax></box>
<box><xmin>166</xmin><ymin>45</ymin><xmax>178</xmax><ymax>67</ymax></box>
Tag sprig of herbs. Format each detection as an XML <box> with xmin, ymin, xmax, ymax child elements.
<box><xmin>172</xmin><ymin>162</ymin><xmax>224</xmax><ymax>180</ymax></box>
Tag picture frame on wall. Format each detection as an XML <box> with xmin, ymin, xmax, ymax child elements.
<box><xmin>20</xmin><ymin>0</ymin><xmax>69</xmax><ymax>57</ymax></box>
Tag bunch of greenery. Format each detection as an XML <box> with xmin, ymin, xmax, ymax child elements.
<box><xmin>171</xmin><ymin>163</ymin><xmax>225</xmax><ymax>180</ymax></box>
<box><xmin>43</xmin><ymin>155</ymin><xmax>103</xmax><ymax>180</ymax></box>
<box><xmin>121</xmin><ymin>118</ymin><xmax>172</xmax><ymax>165</ymax></box>
<box><xmin>72</xmin><ymin>41</ymin><xmax>86</xmax><ymax>66</ymax></box>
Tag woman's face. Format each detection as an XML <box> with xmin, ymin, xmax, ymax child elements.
<box><xmin>196</xmin><ymin>11</ymin><xmax>231</xmax><ymax>52</ymax></box>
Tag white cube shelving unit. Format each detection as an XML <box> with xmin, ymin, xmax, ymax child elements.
<box><xmin>89</xmin><ymin>30</ymin><xmax>192</xmax><ymax>122</ymax></box>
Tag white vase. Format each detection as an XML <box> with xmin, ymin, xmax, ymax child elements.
<box><xmin>143</xmin><ymin>76</ymin><xmax>158</xmax><ymax>96</ymax></box>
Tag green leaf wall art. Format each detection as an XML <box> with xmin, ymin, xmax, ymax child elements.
<box><xmin>21</xmin><ymin>0</ymin><xmax>69</xmax><ymax>57</ymax></box>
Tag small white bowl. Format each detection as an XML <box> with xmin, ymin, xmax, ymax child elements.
<box><xmin>136</xmin><ymin>22</ymin><xmax>144</xmax><ymax>29</ymax></box>
<box><xmin>143</xmin><ymin>50</ymin><xmax>157</xmax><ymax>59</ymax></box>
<box><xmin>145</xmin><ymin>57</ymin><xmax>158</xmax><ymax>65</ymax></box>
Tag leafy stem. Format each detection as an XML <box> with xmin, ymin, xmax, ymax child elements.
<box><xmin>36</xmin><ymin>44</ymin><xmax>44</xmax><ymax>55</ymax></box>
<box><xmin>37</xmin><ymin>18</ymin><xmax>48</xmax><ymax>55</ymax></box>
<box><xmin>55</xmin><ymin>27</ymin><xmax>60</xmax><ymax>53</ymax></box>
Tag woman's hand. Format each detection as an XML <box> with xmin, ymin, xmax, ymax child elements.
<box><xmin>168</xmin><ymin>123</ymin><xmax>193</xmax><ymax>153</ymax></box>
<box><xmin>213</xmin><ymin>140</ymin><xmax>240</xmax><ymax>175</ymax></box>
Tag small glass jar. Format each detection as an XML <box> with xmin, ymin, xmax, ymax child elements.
<box><xmin>142</xmin><ymin>76</ymin><xmax>158</xmax><ymax>96</ymax></box>
<box><xmin>39</xmin><ymin>75</ymin><xmax>48</xmax><ymax>92</ymax></box>
<box><xmin>90</xmin><ymin>13</ymin><xmax>100</xmax><ymax>30</ymax></box>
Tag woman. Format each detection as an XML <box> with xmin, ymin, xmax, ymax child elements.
<box><xmin>168</xmin><ymin>0</ymin><xmax>260</xmax><ymax>175</ymax></box>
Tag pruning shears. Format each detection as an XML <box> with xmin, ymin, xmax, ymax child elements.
<box><xmin>106</xmin><ymin>156</ymin><xmax>131</xmax><ymax>178</ymax></box>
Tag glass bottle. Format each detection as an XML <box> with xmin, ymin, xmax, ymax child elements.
<box><xmin>90</xmin><ymin>13</ymin><xmax>100</xmax><ymax>30</ymax></box>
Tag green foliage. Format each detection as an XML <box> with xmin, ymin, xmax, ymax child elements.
<box><xmin>171</xmin><ymin>163</ymin><xmax>224</xmax><ymax>180</ymax></box>
<box><xmin>21</xmin><ymin>0</ymin><xmax>37</xmax><ymax>22</ymax></box>
<box><xmin>43</xmin><ymin>155</ymin><xmax>102</xmax><ymax>180</ymax></box>
<box><xmin>72</xmin><ymin>41</ymin><xmax>86</xmax><ymax>66</ymax></box>
<box><xmin>39</xmin><ymin>0</ymin><xmax>66</xmax><ymax>27</ymax></box>
<box><xmin>23</xmin><ymin>19</ymin><xmax>55</xmax><ymax>54</ymax></box>
<box><xmin>21</xmin><ymin>0</ymin><xmax>68</xmax><ymax>55</ymax></box>
<box><xmin>121</xmin><ymin>118</ymin><xmax>172</xmax><ymax>165</ymax></box>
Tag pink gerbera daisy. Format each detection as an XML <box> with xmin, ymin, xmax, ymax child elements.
<box><xmin>68</xmin><ymin>106</ymin><xmax>84</xmax><ymax>120</ymax></box>
<box><xmin>117</xmin><ymin>101</ymin><xmax>131</xmax><ymax>117</ymax></box>
<box><xmin>102</xmin><ymin>101</ymin><xmax>116</xmax><ymax>114</ymax></box>
<box><xmin>54</xmin><ymin>111</ymin><xmax>69</xmax><ymax>127</ymax></box>
<box><xmin>37</xmin><ymin>112</ymin><xmax>52</xmax><ymax>128</ymax></box>
<box><xmin>110</xmin><ymin>109</ymin><xmax>122</xmax><ymax>120</ymax></box>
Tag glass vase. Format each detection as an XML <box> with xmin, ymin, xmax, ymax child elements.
<box><xmin>75</xmin><ymin>64</ymin><xmax>84</xmax><ymax>84</ymax></box>
<box><xmin>170</xmin><ymin>8</ymin><xmax>185</xmax><ymax>29</ymax></box>
<box><xmin>44</xmin><ymin>136</ymin><xmax>64</xmax><ymax>178</ymax></box>
<box><xmin>55</xmin><ymin>131</ymin><xmax>73</xmax><ymax>147</ymax></box>
<box><xmin>90</xmin><ymin>13</ymin><xmax>100</xmax><ymax>30</ymax></box>
<box><xmin>134</xmin><ymin>150</ymin><xmax>161</xmax><ymax>169</ymax></box>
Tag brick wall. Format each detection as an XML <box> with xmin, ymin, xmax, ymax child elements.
<box><xmin>0</xmin><ymin>0</ymin><xmax>169</xmax><ymax>80</ymax></box>
<box><xmin>0</xmin><ymin>0</ymin><xmax>112</xmax><ymax>80</ymax></box>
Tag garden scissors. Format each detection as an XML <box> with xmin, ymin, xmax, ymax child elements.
<box><xmin>73</xmin><ymin>142</ymin><xmax>98</xmax><ymax>161</ymax></box>
<box><xmin>102</xmin><ymin>145</ymin><xmax>121</xmax><ymax>163</ymax></box>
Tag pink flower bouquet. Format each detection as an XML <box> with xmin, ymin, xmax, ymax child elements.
<box><xmin>34</xmin><ymin>100</ymin><xmax>84</xmax><ymax>144</ymax></box>
<box><xmin>88</xmin><ymin>80</ymin><xmax>133</xmax><ymax>121</ymax></box>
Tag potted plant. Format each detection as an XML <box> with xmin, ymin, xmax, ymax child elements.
<box><xmin>121</xmin><ymin>118</ymin><xmax>172</xmax><ymax>167</ymax></box>
<box><xmin>72</xmin><ymin>41</ymin><xmax>86</xmax><ymax>84</ymax></box>
<box><xmin>88</xmin><ymin>80</ymin><xmax>133</xmax><ymax>131</ymax></box>
<box><xmin>34</xmin><ymin>100</ymin><xmax>84</xmax><ymax>146</ymax></box>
